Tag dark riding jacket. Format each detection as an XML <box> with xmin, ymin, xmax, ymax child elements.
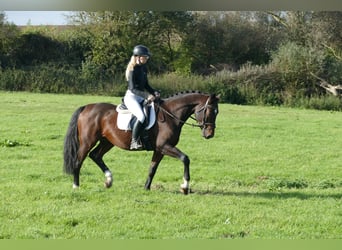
<box><xmin>127</xmin><ymin>64</ymin><xmax>155</xmax><ymax>96</ymax></box>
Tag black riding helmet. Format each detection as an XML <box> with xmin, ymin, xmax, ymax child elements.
<box><xmin>133</xmin><ymin>45</ymin><xmax>151</xmax><ymax>57</ymax></box>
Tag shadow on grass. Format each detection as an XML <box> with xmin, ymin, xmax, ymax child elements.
<box><xmin>191</xmin><ymin>189</ymin><xmax>342</xmax><ymax>200</ymax></box>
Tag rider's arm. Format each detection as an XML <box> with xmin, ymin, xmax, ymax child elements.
<box><xmin>127</xmin><ymin>70</ymin><xmax>135</xmax><ymax>91</ymax></box>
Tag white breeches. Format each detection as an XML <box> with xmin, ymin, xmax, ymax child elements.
<box><xmin>124</xmin><ymin>90</ymin><xmax>146</xmax><ymax>123</ymax></box>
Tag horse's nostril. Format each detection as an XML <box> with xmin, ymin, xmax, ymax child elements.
<box><xmin>204</xmin><ymin>133</ymin><xmax>214</xmax><ymax>139</ymax></box>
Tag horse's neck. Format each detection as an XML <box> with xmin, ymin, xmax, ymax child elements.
<box><xmin>166</xmin><ymin>96</ymin><xmax>202</xmax><ymax>123</ymax></box>
<box><xmin>175</xmin><ymin>103</ymin><xmax>196</xmax><ymax>122</ymax></box>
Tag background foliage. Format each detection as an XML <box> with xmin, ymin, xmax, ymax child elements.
<box><xmin>0</xmin><ymin>11</ymin><xmax>341</xmax><ymax>109</ymax></box>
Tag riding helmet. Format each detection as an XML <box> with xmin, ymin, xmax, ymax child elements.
<box><xmin>133</xmin><ymin>45</ymin><xmax>151</xmax><ymax>57</ymax></box>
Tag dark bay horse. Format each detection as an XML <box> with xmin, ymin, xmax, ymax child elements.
<box><xmin>63</xmin><ymin>91</ymin><xmax>219</xmax><ymax>194</ymax></box>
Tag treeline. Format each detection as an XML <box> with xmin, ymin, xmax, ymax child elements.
<box><xmin>0</xmin><ymin>11</ymin><xmax>341</xmax><ymax>110</ymax></box>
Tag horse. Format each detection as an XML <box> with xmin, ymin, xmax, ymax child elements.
<box><xmin>63</xmin><ymin>91</ymin><xmax>220</xmax><ymax>194</ymax></box>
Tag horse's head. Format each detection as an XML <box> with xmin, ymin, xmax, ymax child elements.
<box><xmin>195</xmin><ymin>94</ymin><xmax>220</xmax><ymax>139</ymax></box>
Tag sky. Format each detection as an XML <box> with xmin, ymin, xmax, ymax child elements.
<box><xmin>4</xmin><ymin>11</ymin><xmax>72</xmax><ymax>25</ymax></box>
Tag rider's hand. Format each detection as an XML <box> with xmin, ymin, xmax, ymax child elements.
<box><xmin>154</xmin><ymin>91</ymin><xmax>160</xmax><ymax>98</ymax></box>
<box><xmin>147</xmin><ymin>94</ymin><xmax>155</xmax><ymax>102</ymax></box>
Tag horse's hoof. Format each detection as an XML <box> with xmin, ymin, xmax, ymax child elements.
<box><xmin>180</xmin><ymin>188</ymin><xmax>190</xmax><ymax>195</ymax></box>
<box><xmin>104</xmin><ymin>181</ymin><xmax>112</xmax><ymax>188</ymax></box>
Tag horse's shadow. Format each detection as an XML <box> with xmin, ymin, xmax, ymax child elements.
<box><xmin>184</xmin><ymin>189</ymin><xmax>342</xmax><ymax>200</ymax></box>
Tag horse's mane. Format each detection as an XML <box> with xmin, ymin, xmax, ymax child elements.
<box><xmin>164</xmin><ymin>90</ymin><xmax>206</xmax><ymax>100</ymax></box>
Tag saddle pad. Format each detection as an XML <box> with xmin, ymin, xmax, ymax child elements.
<box><xmin>116</xmin><ymin>103</ymin><xmax>156</xmax><ymax>131</ymax></box>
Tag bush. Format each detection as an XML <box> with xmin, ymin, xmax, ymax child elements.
<box><xmin>271</xmin><ymin>41</ymin><xmax>325</xmax><ymax>97</ymax></box>
<box><xmin>149</xmin><ymin>72</ymin><xmax>207</xmax><ymax>96</ymax></box>
<box><xmin>323</xmin><ymin>54</ymin><xmax>342</xmax><ymax>85</ymax></box>
<box><xmin>0</xmin><ymin>69</ymin><xmax>27</xmax><ymax>91</ymax></box>
<box><xmin>1</xmin><ymin>54</ymin><xmax>341</xmax><ymax>112</ymax></box>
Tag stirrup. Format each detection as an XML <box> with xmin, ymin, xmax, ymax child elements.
<box><xmin>130</xmin><ymin>139</ymin><xmax>143</xmax><ymax>150</ymax></box>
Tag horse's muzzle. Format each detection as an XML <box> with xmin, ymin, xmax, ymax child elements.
<box><xmin>202</xmin><ymin>127</ymin><xmax>215</xmax><ymax>139</ymax></box>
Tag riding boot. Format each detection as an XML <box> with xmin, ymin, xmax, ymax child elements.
<box><xmin>130</xmin><ymin>120</ymin><xmax>144</xmax><ymax>150</ymax></box>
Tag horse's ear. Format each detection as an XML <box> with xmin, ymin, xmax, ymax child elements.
<box><xmin>211</xmin><ymin>93</ymin><xmax>220</xmax><ymax>101</ymax></box>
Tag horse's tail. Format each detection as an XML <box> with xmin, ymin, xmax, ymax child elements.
<box><xmin>63</xmin><ymin>106</ymin><xmax>85</xmax><ymax>175</ymax></box>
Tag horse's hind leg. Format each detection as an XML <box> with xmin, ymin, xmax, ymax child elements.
<box><xmin>73</xmin><ymin>167</ymin><xmax>81</xmax><ymax>189</ymax></box>
<box><xmin>73</xmin><ymin>143</ymin><xmax>90</xmax><ymax>188</ymax></box>
<box><xmin>89</xmin><ymin>139</ymin><xmax>114</xmax><ymax>188</ymax></box>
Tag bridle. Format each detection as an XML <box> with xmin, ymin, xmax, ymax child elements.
<box><xmin>157</xmin><ymin>97</ymin><xmax>217</xmax><ymax>129</ymax></box>
<box><xmin>194</xmin><ymin>97</ymin><xmax>217</xmax><ymax>129</ymax></box>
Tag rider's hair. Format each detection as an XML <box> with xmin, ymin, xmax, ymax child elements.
<box><xmin>125</xmin><ymin>56</ymin><xmax>137</xmax><ymax>81</ymax></box>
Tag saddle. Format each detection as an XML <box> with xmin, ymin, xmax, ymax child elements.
<box><xmin>116</xmin><ymin>101</ymin><xmax>156</xmax><ymax>151</ymax></box>
<box><xmin>116</xmin><ymin>101</ymin><xmax>156</xmax><ymax>131</ymax></box>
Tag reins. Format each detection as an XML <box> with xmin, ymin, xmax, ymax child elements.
<box><xmin>155</xmin><ymin>97</ymin><xmax>215</xmax><ymax>129</ymax></box>
<box><xmin>158</xmin><ymin>105</ymin><xmax>202</xmax><ymax>128</ymax></box>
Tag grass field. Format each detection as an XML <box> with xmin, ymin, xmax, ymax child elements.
<box><xmin>0</xmin><ymin>91</ymin><xmax>342</xmax><ymax>239</ymax></box>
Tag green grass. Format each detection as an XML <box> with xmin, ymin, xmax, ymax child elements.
<box><xmin>1</xmin><ymin>91</ymin><xmax>342</xmax><ymax>239</ymax></box>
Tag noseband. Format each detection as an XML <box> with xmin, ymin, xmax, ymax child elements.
<box><xmin>194</xmin><ymin>97</ymin><xmax>217</xmax><ymax>129</ymax></box>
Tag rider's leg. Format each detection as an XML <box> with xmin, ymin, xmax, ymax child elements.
<box><xmin>123</xmin><ymin>90</ymin><xmax>146</xmax><ymax>150</ymax></box>
<box><xmin>130</xmin><ymin>119</ymin><xmax>144</xmax><ymax>150</ymax></box>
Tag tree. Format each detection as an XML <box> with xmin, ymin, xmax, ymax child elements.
<box><xmin>0</xmin><ymin>12</ymin><xmax>20</xmax><ymax>68</ymax></box>
<box><xmin>182</xmin><ymin>11</ymin><xmax>283</xmax><ymax>74</ymax></box>
<box><xmin>311</xmin><ymin>11</ymin><xmax>342</xmax><ymax>86</ymax></box>
<box><xmin>70</xmin><ymin>11</ymin><xmax>195</xmax><ymax>78</ymax></box>
<box><xmin>310</xmin><ymin>72</ymin><xmax>342</xmax><ymax>97</ymax></box>
<box><xmin>71</xmin><ymin>11</ymin><xmax>133</xmax><ymax>80</ymax></box>
<box><xmin>311</xmin><ymin>11</ymin><xmax>342</xmax><ymax>50</ymax></box>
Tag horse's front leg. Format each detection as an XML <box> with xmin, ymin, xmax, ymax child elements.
<box><xmin>160</xmin><ymin>144</ymin><xmax>191</xmax><ymax>195</ymax></box>
<box><xmin>145</xmin><ymin>151</ymin><xmax>164</xmax><ymax>190</ymax></box>
<box><xmin>179</xmin><ymin>154</ymin><xmax>190</xmax><ymax>194</ymax></box>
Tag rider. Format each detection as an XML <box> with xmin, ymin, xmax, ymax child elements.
<box><xmin>124</xmin><ymin>45</ymin><xmax>160</xmax><ymax>150</ymax></box>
